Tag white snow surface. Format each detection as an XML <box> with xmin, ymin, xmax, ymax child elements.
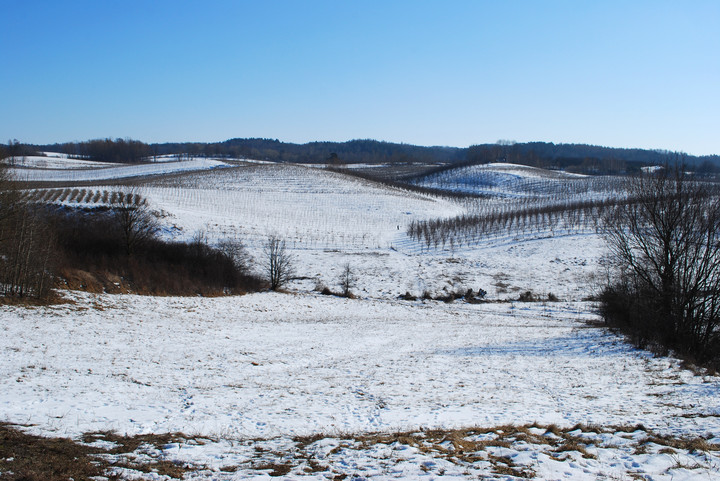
<box><xmin>467</xmin><ymin>163</ymin><xmax>587</xmax><ymax>178</ymax></box>
<box><xmin>25</xmin><ymin>162</ymin><xmax>605</xmax><ymax>300</ymax></box>
<box><xmin>2</xmin><ymin>291</ymin><xmax>719</xmax><ymax>479</ymax></box>
<box><xmin>4</xmin><ymin>292</ymin><xmax>717</xmax><ymax>439</ymax></box>
<box><xmin>4</xmin><ymin>154</ymin><xmax>111</xmax><ymax>169</ymax></box>
<box><xmin>8</xmin><ymin>157</ymin><xmax>230</xmax><ymax>182</ymax></box>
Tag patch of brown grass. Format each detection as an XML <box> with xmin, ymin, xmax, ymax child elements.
<box><xmin>0</xmin><ymin>424</ymin><xmax>205</xmax><ymax>481</ymax></box>
<box><xmin>0</xmin><ymin>423</ymin><xmax>113</xmax><ymax>481</ymax></box>
<box><xmin>81</xmin><ymin>430</ymin><xmax>188</xmax><ymax>455</ymax></box>
<box><xmin>640</xmin><ymin>434</ymin><xmax>717</xmax><ymax>453</ymax></box>
<box><xmin>250</xmin><ymin>462</ymin><xmax>294</xmax><ymax>476</ymax></box>
<box><xmin>556</xmin><ymin>439</ymin><xmax>597</xmax><ymax>459</ymax></box>
<box><xmin>0</xmin><ymin>290</ymin><xmax>71</xmax><ymax>307</ymax></box>
<box><xmin>487</xmin><ymin>453</ymin><xmax>536</xmax><ymax>478</ymax></box>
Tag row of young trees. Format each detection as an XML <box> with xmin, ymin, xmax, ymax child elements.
<box><xmin>411</xmin><ymin>167</ymin><xmax>625</xmax><ymax>198</ymax></box>
<box><xmin>407</xmin><ymin>198</ymin><xmax>622</xmax><ymax>250</ymax></box>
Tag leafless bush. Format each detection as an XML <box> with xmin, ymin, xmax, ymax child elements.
<box><xmin>217</xmin><ymin>238</ymin><xmax>251</xmax><ymax>272</ymax></box>
<box><xmin>50</xmin><ymin>207</ymin><xmax>262</xmax><ymax>296</ymax></box>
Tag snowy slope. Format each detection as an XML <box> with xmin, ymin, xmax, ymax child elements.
<box><xmin>4</xmin><ymin>154</ymin><xmax>112</xmax><ymax>169</ymax></box>
<box><xmin>111</xmin><ymin>163</ymin><xmax>603</xmax><ymax>300</ymax></box>
<box><xmin>8</xmin><ymin>157</ymin><xmax>230</xmax><ymax>182</ymax></box>
<box><xmin>413</xmin><ymin>162</ymin><xmax>620</xmax><ymax>199</ymax></box>
<box><xmin>5</xmin><ymin>291</ymin><xmax>716</xmax><ymax>440</ymax></box>
<box><xmin>127</xmin><ymin>163</ymin><xmax>464</xmax><ymax>249</ymax></box>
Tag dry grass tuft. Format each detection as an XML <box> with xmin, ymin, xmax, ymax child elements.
<box><xmin>487</xmin><ymin>453</ymin><xmax>536</xmax><ymax>478</ymax></box>
<box><xmin>556</xmin><ymin>439</ymin><xmax>597</xmax><ymax>459</ymax></box>
<box><xmin>252</xmin><ymin>462</ymin><xmax>294</xmax><ymax>476</ymax></box>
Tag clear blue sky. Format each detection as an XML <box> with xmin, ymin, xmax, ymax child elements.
<box><xmin>1</xmin><ymin>1</ymin><xmax>718</xmax><ymax>155</ymax></box>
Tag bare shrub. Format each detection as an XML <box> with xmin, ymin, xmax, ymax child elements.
<box><xmin>518</xmin><ymin>290</ymin><xmax>535</xmax><ymax>302</ymax></box>
<box><xmin>217</xmin><ymin>238</ymin><xmax>251</xmax><ymax>272</ymax></box>
<box><xmin>50</xmin><ymin>207</ymin><xmax>262</xmax><ymax>296</ymax></box>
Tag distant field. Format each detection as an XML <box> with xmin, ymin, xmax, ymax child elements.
<box><xmin>9</xmin><ymin>157</ymin><xmax>230</xmax><ymax>182</ymax></box>
<box><xmin>16</xmin><ymin>159</ymin><xmax>608</xmax><ymax>299</ymax></box>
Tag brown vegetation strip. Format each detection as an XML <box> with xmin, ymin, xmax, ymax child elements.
<box><xmin>1</xmin><ymin>422</ymin><xmax>718</xmax><ymax>480</ymax></box>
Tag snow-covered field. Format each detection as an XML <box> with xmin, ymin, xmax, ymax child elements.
<box><xmin>8</xmin><ymin>157</ymin><xmax>230</xmax><ymax>182</ymax></box>
<box><xmin>140</xmin><ymin>163</ymin><xmax>465</xmax><ymax>250</ymax></box>
<box><xmin>2</xmin><ymin>158</ymin><xmax>719</xmax><ymax>479</ymax></box>
<box><xmin>412</xmin><ymin>162</ymin><xmax>624</xmax><ymax>202</ymax></box>
<box><xmin>3</xmin><ymin>291</ymin><xmax>719</xmax><ymax>479</ymax></box>
<box><xmin>6</xmin><ymin>153</ymin><xmax>112</xmax><ymax>169</ymax></box>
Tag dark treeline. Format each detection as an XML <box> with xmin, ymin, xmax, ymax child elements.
<box><xmin>12</xmin><ymin>138</ymin><xmax>720</xmax><ymax>173</ymax></box>
<box><xmin>470</xmin><ymin>142</ymin><xmax>678</xmax><ymax>166</ymax></box>
<box><xmin>152</xmin><ymin>138</ymin><xmax>467</xmax><ymax>165</ymax></box>
<box><xmin>1</xmin><ymin>139</ymin><xmax>37</xmax><ymax>161</ymax></box>
<box><xmin>458</xmin><ymin>142</ymin><xmax>718</xmax><ymax>176</ymax></box>
<box><xmin>148</xmin><ymin>139</ymin><xmax>720</xmax><ymax>173</ymax></box>
<box><xmin>39</xmin><ymin>138</ymin><xmax>154</xmax><ymax>163</ymax></box>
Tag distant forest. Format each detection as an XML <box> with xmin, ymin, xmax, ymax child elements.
<box><xmin>4</xmin><ymin>137</ymin><xmax>720</xmax><ymax>175</ymax></box>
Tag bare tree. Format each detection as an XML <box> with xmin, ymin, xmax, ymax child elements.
<box><xmin>601</xmin><ymin>165</ymin><xmax>720</xmax><ymax>365</ymax></box>
<box><xmin>339</xmin><ymin>262</ymin><xmax>356</xmax><ymax>297</ymax></box>
<box><xmin>111</xmin><ymin>189</ymin><xmax>159</xmax><ymax>255</ymax></box>
<box><xmin>0</xmin><ymin>164</ymin><xmax>55</xmax><ymax>300</ymax></box>
<box><xmin>218</xmin><ymin>237</ymin><xmax>251</xmax><ymax>272</ymax></box>
<box><xmin>0</xmin><ymin>204</ymin><xmax>55</xmax><ymax>299</ymax></box>
<box><xmin>263</xmin><ymin>235</ymin><xmax>294</xmax><ymax>291</ymax></box>
<box><xmin>0</xmin><ymin>158</ymin><xmax>17</xmax><ymax>222</ymax></box>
